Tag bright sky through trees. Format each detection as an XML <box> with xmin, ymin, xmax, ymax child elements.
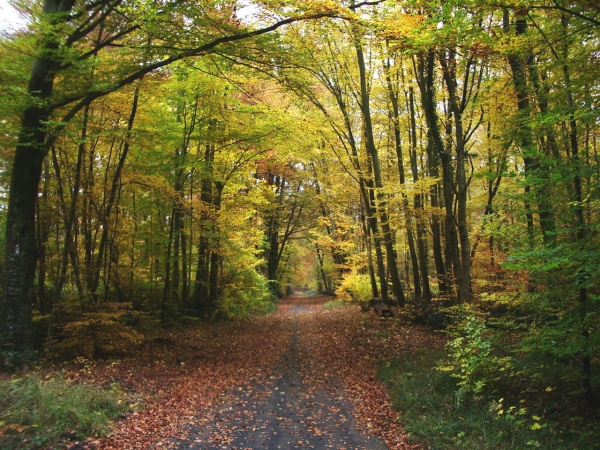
<box><xmin>0</xmin><ymin>0</ymin><xmax>26</xmax><ymax>34</ymax></box>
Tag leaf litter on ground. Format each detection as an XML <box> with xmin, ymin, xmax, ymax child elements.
<box><xmin>55</xmin><ymin>295</ymin><xmax>443</xmax><ymax>449</ymax></box>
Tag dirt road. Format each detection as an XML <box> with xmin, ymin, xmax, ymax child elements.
<box><xmin>86</xmin><ymin>294</ymin><xmax>431</xmax><ymax>449</ymax></box>
<box><xmin>171</xmin><ymin>294</ymin><xmax>387</xmax><ymax>449</ymax></box>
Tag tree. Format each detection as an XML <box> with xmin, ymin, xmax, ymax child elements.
<box><xmin>0</xmin><ymin>0</ymin><xmax>386</xmax><ymax>358</ymax></box>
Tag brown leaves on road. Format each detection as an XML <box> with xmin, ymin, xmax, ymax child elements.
<box><xmin>68</xmin><ymin>296</ymin><xmax>442</xmax><ymax>449</ymax></box>
<box><xmin>297</xmin><ymin>300</ymin><xmax>441</xmax><ymax>449</ymax></box>
<box><xmin>67</xmin><ymin>318</ymin><xmax>292</xmax><ymax>449</ymax></box>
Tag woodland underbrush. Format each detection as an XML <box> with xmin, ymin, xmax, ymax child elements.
<box><xmin>20</xmin><ymin>273</ymin><xmax>279</xmax><ymax>364</ymax></box>
<box><xmin>381</xmin><ymin>296</ymin><xmax>600</xmax><ymax>450</ymax></box>
<box><xmin>380</xmin><ymin>350</ymin><xmax>598</xmax><ymax>449</ymax></box>
<box><xmin>0</xmin><ymin>375</ymin><xmax>127</xmax><ymax>449</ymax></box>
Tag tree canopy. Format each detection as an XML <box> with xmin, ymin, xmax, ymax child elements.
<box><xmin>1</xmin><ymin>0</ymin><xmax>599</xmax><ymax>405</ymax></box>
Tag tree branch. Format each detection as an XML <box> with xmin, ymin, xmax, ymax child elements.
<box><xmin>51</xmin><ymin>9</ymin><xmax>364</xmax><ymax>111</ymax></box>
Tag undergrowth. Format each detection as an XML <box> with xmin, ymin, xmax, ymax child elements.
<box><xmin>379</xmin><ymin>349</ymin><xmax>600</xmax><ymax>449</ymax></box>
<box><xmin>0</xmin><ymin>375</ymin><xmax>127</xmax><ymax>449</ymax></box>
<box><xmin>322</xmin><ymin>300</ymin><xmax>346</xmax><ymax>310</ymax></box>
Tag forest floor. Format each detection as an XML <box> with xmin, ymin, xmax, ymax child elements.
<box><xmin>64</xmin><ymin>293</ymin><xmax>443</xmax><ymax>449</ymax></box>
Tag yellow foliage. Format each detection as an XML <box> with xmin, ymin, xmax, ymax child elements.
<box><xmin>378</xmin><ymin>14</ymin><xmax>426</xmax><ymax>41</ymax></box>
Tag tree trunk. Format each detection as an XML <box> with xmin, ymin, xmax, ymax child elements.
<box><xmin>36</xmin><ymin>160</ymin><xmax>52</xmax><ymax>316</ymax></box>
<box><xmin>504</xmin><ymin>8</ymin><xmax>556</xmax><ymax>246</ymax></box>
<box><xmin>192</xmin><ymin>139</ymin><xmax>215</xmax><ymax>315</ymax></box>
<box><xmin>361</xmin><ymin>210</ymin><xmax>379</xmax><ymax>298</ymax></box>
<box><xmin>1</xmin><ymin>0</ymin><xmax>77</xmax><ymax>356</ymax></box>
<box><xmin>408</xmin><ymin>86</ymin><xmax>432</xmax><ymax>302</ymax></box>
<box><xmin>384</xmin><ymin>56</ymin><xmax>420</xmax><ymax>302</ymax></box>
<box><xmin>265</xmin><ymin>174</ymin><xmax>284</xmax><ymax>284</ymax></box>
<box><xmin>315</xmin><ymin>244</ymin><xmax>330</xmax><ymax>294</ymax></box>
<box><xmin>426</xmin><ymin>131</ymin><xmax>448</xmax><ymax>296</ymax></box>
<box><xmin>208</xmin><ymin>184</ymin><xmax>224</xmax><ymax>308</ymax></box>
<box><xmin>354</xmin><ymin>32</ymin><xmax>405</xmax><ymax>306</ymax></box>
<box><xmin>90</xmin><ymin>84</ymin><xmax>141</xmax><ymax>297</ymax></box>
<box><xmin>470</xmin><ymin>123</ymin><xmax>506</xmax><ymax>264</ymax></box>
<box><xmin>560</xmin><ymin>14</ymin><xmax>593</xmax><ymax>404</ymax></box>
<box><xmin>416</xmin><ymin>50</ymin><xmax>459</xmax><ymax>299</ymax></box>
<box><xmin>439</xmin><ymin>49</ymin><xmax>471</xmax><ymax>303</ymax></box>
<box><xmin>50</xmin><ymin>105</ymin><xmax>89</xmax><ymax>304</ymax></box>
<box><xmin>161</xmin><ymin>205</ymin><xmax>176</xmax><ymax>322</ymax></box>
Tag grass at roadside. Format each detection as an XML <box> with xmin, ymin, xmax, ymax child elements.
<box><xmin>0</xmin><ymin>375</ymin><xmax>127</xmax><ymax>448</ymax></box>
<box><xmin>322</xmin><ymin>300</ymin><xmax>347</xmax><ymax>310</ymax></box>
<box><xmin>379</xmin><ymin>349</ymin><xmax>599</xmax><ymax>449</ymax></box>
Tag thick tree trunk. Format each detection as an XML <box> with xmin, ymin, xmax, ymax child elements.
<box><xmin>2</xmin><ymin>127</ymin><xmax>47</xmax><ymax>355</ymax></box>
<box><xmin>1</xmin><ymin>0</ymin><xmax>77</xmax><ymax>356</ymax></box>
<box><xmin>426</xmin><ymin>133</ymin><xmax>448</xmax><ymax>295</ymax></box>
<box><xmin>417</xmin><ymin>51</ymin><xmax>459</xmax><ymax>299</ymax></box>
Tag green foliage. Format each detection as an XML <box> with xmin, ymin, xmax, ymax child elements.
<box><xmin>493</xmin><ymin>398</ymin><xmax>546</xmax><ymax>435</ymax></box>
<box><xmin>438</xmin><ymin>305</ymin><xmax>513</xmax><ymax>404</ymax></box>
<box><xmin>322</xmin><ymin>300</ymin><xmax>346</xmax><ymax>310</ymax></box>
<box><xmin>0</xmin><ymin>350</ymin><xmax>38</xmax><ymax>372</ymax></box>
<box><xmin>502</xmin><ymin>241</ymin><xmax>600</xmax><ymax>368</ymax></box>
<box><xmin>335</xmin><ymin>270</ymin><xmax>373</xmax><ymax>302</ymax></box>
<box><xmin>217</xmin><ymin>268</ymin><xmax>276</xmax><ymax>320</ymax></box>
<box><xmin>380</xmin><ymin>350</ymin><xmax>599</xmax><ymax>450</ymax></box>
<box><xmin>0</xmin><ymin>375</ymin><xmax>127</xmax><ymax>448</ymax></box>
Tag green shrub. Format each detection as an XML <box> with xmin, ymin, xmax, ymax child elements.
<box><xmin>438</xmin><ymin>305</ymin><xmax>513</xmax><ymax>404</ymax></box>
<box><xmin>0</xmin><ymin>375</ymin><xmax>127</xmax><ymax>448</ymax></box>
<box><xmin>379</xmin><ymin>350</ymin><xmax>598</xmax><ymax>449</ymax></box>
<box><xmin>503</xmin><ymin>243</ymin><xmax>600</xmax><ymax>371</ymax></box>
<box><xmin>217</xmin><ymin>268</ymin><xmax>276</xmax><ymax>319</ymax></box>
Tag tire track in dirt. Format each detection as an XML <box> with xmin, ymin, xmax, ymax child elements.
<box><xmin>170</xmin><ymin>294</ymin><xmax>388</xmax><ymax>449</ymax></box>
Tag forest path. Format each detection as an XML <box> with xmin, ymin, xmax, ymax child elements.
<box><xmin>170</xmin><ymin>293</ymin><xmax>387</xmax><ymax>449</ymax></box>
<box><xmin>85</xmin><ymin>293</ymin><xmax>436</xmax><ymax>449</ymax></box>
